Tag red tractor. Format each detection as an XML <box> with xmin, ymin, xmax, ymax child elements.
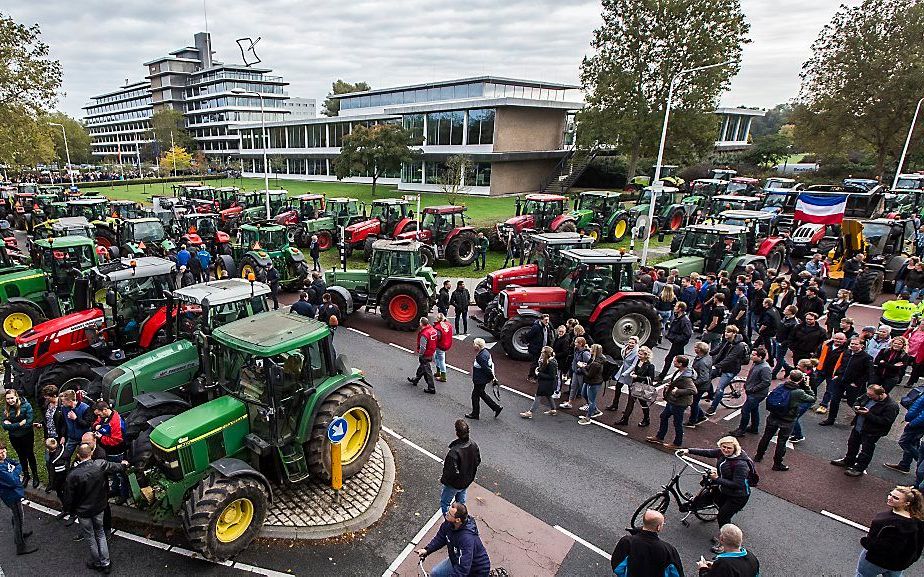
<box><xmin>393</xmin><ymin>205</ymin><xmax>478</xmax><ymax>267</ymax></box>
<box><xmin>344</xmin><ymin>198</ymin><xmax>415</xmax><ymax>256</ymax></box>
<box><xmin>480</xmin><ymin>249</ymin><xmax>660</xmax><ymax>360</ymax></box>
<box><xmin>493</xmin><ymin>194</ymin><xmax>574</xmax><ymax>246</ymax></box>
<box><xmin>473</xmin><ymin>231</ymin><xmax>595</xmax><ymax>311</ymax></box>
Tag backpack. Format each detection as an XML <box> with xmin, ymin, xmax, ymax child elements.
<box><xmin>765</xmin><ymin>384</ymin><xmax>793</xmax><ymax>416</ymax></box>
<box><xmin>742</xmin><ymin>455</ymin><xmax>760</xmax><ymax>487</ymax></box>
<box><xmin>901</xmin><ymin>385</ymin><xmax>924</xmax><ymax>409</ymax></box>
<box><xmin>737</xmin><ymin>340</ymin><xmax>751</xmax><ymax>364</ymax></box>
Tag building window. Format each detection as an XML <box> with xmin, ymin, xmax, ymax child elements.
<box><xmin>424</xmin><ymin>161</ymin><xmax>446</xmax><ymax>184</ymax></box>
<box><xmin>465</xmin><ymin>162</ymin><xmax>491</xmax><ymax>187</ymax></box>
<box><xmin>287</xmin><ymin>126</ymin><xmax>305</xmax><ymax>148</ymax></box>
<box><xmin>269</xmin><ymin>127</ymin><xmax>286</xmax><ymax>148</ymax></box>
<box><xmin>330</xmin><ymin>123</ymin><xmax>350</xmax><ymax>148</ymax></box>
<box><xmin>288</xmin><ymin>158</ymin><xmax>306</xmax><ymax>174</ymax></box>
<box><xmin>401</xmin><ymin>161</ymin><xmax>423</xmax><ymax>183</ymax></box>
<box><xmin>307</xmin><ymin>124</ymin><xmax>326</xmax><ymax>147</ymax></box>
<box><xmin>403</xmin><ymin>114</ymin><xmax>424</xmax><ymax>145</ymax></box>
<box><xmin>307</xmin><ymin>158</ymin><xmax>327</xmax><ymax>175</ymax></box>
<box><xmin>466</xmin><ymin>109</ymin><xmax>495</xmax><ymax>145</ymax></box>
<box><xmin>241</xmin><ymin>129</ymin><xmax>254</xmax><ymax>150</ymax></box>
<box><xmin>426</xmin><ymin>111</ymin><xmax>464</xmax><ymax>146</ymax></box>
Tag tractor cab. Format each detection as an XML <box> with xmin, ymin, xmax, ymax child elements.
<box><xmin>171</xmin><ymin>278</ymin><xmax>272</xmax><ymax>337</ymax></box>
<box><xmin>657</xmin><ymin>223</ymin><xmax>759</xmax><ymax>277</ymax></box>
<box><xmin>110</xmin><ymin>200</ymin><xmax>144</xmax><ymax>221</ymax></box>
<box><xmin>294</xmin><ymin>194</ymin><xmax>326</xmax><ymax>221</ymax></box>
<box><xmin>419</xmin><ymin>205</ymin><xmax>467</xmax><ymax>243</ymax></box>
<box><xmin>688</xmin><ymin>179</ymin><xmax>728</xmax><ymax>198</ymax></box>
<box><xmin>179</xmin><ymin>213</ymin><xmax>220</xmax><ymax>241</ymax></box>
<box><xmin>230</xmin><ymin>224</ymin><xmax>307</xmax><ymax>290</ymax></box>
<box><xmin>568</xmin><ymin>191</ymin><xmax>625</xmax><ymax>240</ymax></box>
<box><xmin>557</xmin><ymin>249</ymin><xmax>637</xmax><ymax>318</ymax></box>
<box><xmin>573</xmin><ymin>191</ymin><xmax>623</xmax><ymax>214</ymax></box>
<box><xmin>120</xmin><ymin>218</ymin><xmax>173</xmax><ymax>257</ymax></box>
<box><xmin>67</xmin><ymin>198</ymin><xmax>110</xmax><ymax>221</ymax></box>
<box><xmin>709</xmin><ymin>169</ymin><xmax>737</xmax><ymax>182</ymax></box>
<box><xmin>861</xmin><ymin>218</ymin><xmax>915</xmax><ymax>263</ymax></box>
<box><xmin>325</xmin><ymin>197</ymin><xmax>365</xmax><ymax>227</ymax></box>
<box><xmin>517</xmin><ymin>194</ymin><xmax>567</xmax><ymax>229</ymax></box>
<box><xmin>844</xmin><ymin>178</ymin><xmax>882</xmax><ymax>192</ymax></box>
<box><xmin>368</xmin><ymin>239</ymin><xmax>425</xmax><ymax>291</ymax></box>
<box><xmin>214</xmin><ymin>187</ymin><xmax>240</xmax><ymax>210</ymax></box>
<box><xmin>91</xmin><ymin>257</ymin><xmax>177</xmax><ymax>348</ymax></box>
<box><xmin>264</xmin><ymin>190</ymin><xmax>290</xmax><ymax>217</ymax></box>
<box><xmin>726</xmin><ymin>177</ymin><xmax>761</xmax><ymax>196</ymax></box>
<box><xmin>706</xmin><ymin>195</ymin><xmax>761</xmax><ymax>215</ymax></box>
<box><xmin>33</xmin><ymin>236</ymin><xmax>100</xmax><ymax>302</ymax></box>
<box><xmin>716</xmin><ymin>210</ymin><xmax>777</xmax><ymax>240</ymax></box>
<box><xmin>886</xmin><ymin>174</ymin><xmax>924</xmax><ymax>216</ymax></box>
<box><xmin>370</xmin><ymin>198</ymin><xmax>412</xmax><ymax>231</ymax></box>
<box><xmin>32</xmin><ymin>216</ymin><xmax>96</xmax><ymax>241</ymax></box>
<box><xmin>239</xmin><ymin>223</ymin><xmax>288</xmax><ymax>252</ymax></box>
<box><xmin>16</xmin><ymin>183</ymin><xmax>40</xmax><ymax>195</ymax></box>
<box><xmin>763</xmin><ymin>177</ymin><xmax>801</xmax><ymax>193</ymax></box>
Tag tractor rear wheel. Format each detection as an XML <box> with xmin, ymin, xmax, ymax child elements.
<box><xmin>124</xmin><ymin>404</ymin><xmax>184</xmax><ymax>443</ymax></box>
<box><xmin>419</xmin><ymin>245</ymin><xmax>436</xmax><ymax>268</ymax></box>
<box><xmin>853</xmin><ymin>269</ymin><xmax>884</xmax><ymax>304</ymax></box>
<box><xmin>328</xmin><ymin>291</ymin><xmax>350</xmax><ymax>323</ymax></box>
<box><xmin>95</xmin><ymin>226</ymin><xmax>116</xmax><ymax>249</ymax></box>
<box><xmin>363</xmin><ymin>237</ymin><xmax>377</xmax><ymax>261</ymax></box>
<box><xmin>239</xmin><ymin>256</ymin><xmax>260</xmax><ymax>281</ymax></box>
<box><xmin>556</xmin><ymin>221</ymin><xmax>577</xmax><ymax>233</ymax></box>
<box><xmin>182</xmin><ymin>472</ymin><xmax>268</xmax><ymax>560</ymax></box>
<box><xmin>39</xmin><ymin>362</ymin><xmax>101</xmax><ymax>399</ymax></box>
<box><xmin>474</xmin><ymin>279</ymin><xmax>493</xmax><ymax>311</ymax></box>
<box><xmin>305</xmin><ymin>382</ymin><xmax>381</xmax><ymax>481</ymax></box>
<box><xmin>591</xmin><ymin>300</ymin><xmax>659</xmax><ymax>358</ymax></box>
<box><xmin>316</xmin><ymin>230</ymin><xmax>334</xmax><ymax>251</ymax></box>
<box><xmin>446</xmin><ymin>233</ymin><xmax>477</xmax><ymax>266</ymax></box>
<box><xmin>380</xmin><ymin>284</ymin><xmax>428</xmax><ymax>331</ymax></box>
<box><xmin>666</xmin><ymin>209</ymin><xmax>684</xmax><ymax>231</ymax></box>
<box><xmin>214</xmin><ymin>254</ymin><xmax>237</xmax><ymax>280</ymax></box>
<box><xmin>765</xmin><ymin>245</ymin><xmax>785</xmax><ymax>271</ymax></box>
<box><xmin>585</xmin><ymin>225</ymin><xmax>602</xmax><ymax>244</ymax></box>
<box><xmin>0</xmin><ymin>302</ymin><xmax>44</xmax><ymax>344</ymax></box>
<box><xmin>610</xmin><ymin>216</ymin><xmax>629</xmax><ymax>242</ymax></box>
<box><xmin>285</xmin><ymin>261</ymin><xmax>309</xmax><ymax>291</ymax></box>
<box><xmin>499</xmin><ymin>316</ymin><xmax>535</xmax><ymax>361</ymax></box>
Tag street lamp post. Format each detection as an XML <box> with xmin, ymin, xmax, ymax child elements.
<box><xmin>48</xmin><ymin>122</ymin><xmax>75</xmax><ymax>189</ymax></box>
<box><xmin>641</xmin><ymin>60</ymin><xmax>735</xmax><ymax>266</ymax></box>
<box><xmin>892</xmin><ymin>97</ymin><xmax>924</xmax><ymax>191</ymax></box>
<box><xmin>231</xmin><ymin>88</ymin><xmax>271</xmax><ymax>218</ymax></box>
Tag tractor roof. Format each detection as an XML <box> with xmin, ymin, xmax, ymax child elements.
<box><xmin>110</xmin><ymin>200</ymin><xmax>138</xmax><ymax>206</ymax></box>
<box><xmin>37</xmin><ymin>235</ymin><xmax>94</xmax><ymax>248</ymax></box>
<box><xmin>529</xmin><ymin>231</ymin><xmax>595</xmax><ymax>245</ymax></box>
<box><xmin>864</xmin><ymin>217</ymin><xmax>910</xmax><ymax>226</ymax></box>
<box><xmin>560</xmin><ymin>248</ymin><xmax>638</xmax><ymax>264</ymax></box>
<box><xmin>693</xmin><ymin>179</ymin><xmax>727</xmax><ymax>185</ymax></box>
<box><xmin>173</xmin><ymin>278</ymin><xmax>271</xmax><ymax>305</ymax></box>
<box><xmin>718</xmin><ymin>210</ymin><xmax>773</xmax><ymax>221</ymax></box>
<box><xmin>68</xmin><ymin>198</ymin><xmax>107</xmax><ymax>205</ymax></box>
<box><xmin>216</xmin><ymin>186</ymin><xmax>239</xmax><ymax>192</ymax></box>
<box><xmin>579</xmin><ymin>190</ymin><xmax>623</xmax><ymax>198</ymax></box>
<box><xmin>713</xmin><ymin>195</ymin><xmax>759</xmax><ymax>202</ymax></box>
<box><xmin>373</xmin><ymin>198</ymin><xmax>409</xmax><ymax>205</ymax></box>
<box><xmin>241</xmin><ymin>222</ymin><xmax>285</xmax><ymax>233</ymax></box>
<box><xmin>731</xmin><ymin>177</ymin><xmax>760</xmax><ymax>184</ymax></box>
<box><xmin>183</xmin><ymin>212</ymin><xmax>219</xmax><ymax>219</ymax></box>
<box><xmin>524</xmin><ymin>194</ymin><xmax>567</xmax><ymax>202</ymax></box>
<box><xmin>896</xmin><ymin>174</ymin><xmax>924</xmax><ymax>181</ymax></box>
<box><xmin>687</xmin><ymin>223</ymin><xmax>747</xmax><ymax>235</ymax></box>
<box><xmin>295</xmin><ymin>193</ymin><xmax>324</xmax><ymax>201</ymax></box>
<box><xmin>643</xmin><ymin>185</ymin><xmax>680</xmax><ymax>194</ymax></box>
<box><xmin>372</xmin><ymin>238</ymin><xmax>422</xmax><ymax>252</ymax></box>
<box><xmin>125</xmin><ymin>217</ymin><xmax>163</xmax><ymax>225</ymax></box>
<box><xmin>255</xmin><ymin>189</ymin><xmax>289</xmax><ymax>195</ymax></box>
<box><xmin>328</xmin><ymin>197</ymin><xmax>359</xmax><ymax>203</ymax></box>
<box><xmin>95</xmin><ymin>256</ymin><xmax>175</xmax><ymax>281</ymax></box>
<box><xmin>766</xmin><ymin>177</ymin><xmax>797</xmax><ymax>184</ymax></box>
<box><xmin>806</xmin><ymin>184</ymin><xmax>876</xmax><ymax>195</ymax></box>
<box><xmin>211</xmin><ymin>311</ymin><xmax>329</xmax><ymax>356</ymax></box>
<box><xmin>423</xmin><ymin>205</ymin><xmax>465</xmax><ymax>214</ymax></box>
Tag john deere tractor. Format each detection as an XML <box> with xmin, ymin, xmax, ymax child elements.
<box><xmin>626</xmin><ymin>164</ymin><xmax>684</xmax><ymax>192</ymax></box>
<box><xmin>65</xmin><ymin>197</ymin><xmax>118</xmax><ymax>248</ymax></box>
<box><xmin>325</xmin><ymin>239</ymin><xmax>437</xmax><ymax>331</ymax></box>
<box><xmin>216</xmin><ymin>223</ymin><xmax>309</xmax><ymax>292</ymax></box>
<box><xmin>655</xmin><ymin>223</ymin><xmax>768</xmax><ymax>277</ymax></box>
<box><xmin>117</xmin><ymin>218</ymin><xmax>177</xmax><ymax>258</ymax></box>
<box><xmin>560</xmin><ymin>191</ymin><xmax>631</xmax><ymax>242</ymax></box>
<box><xmin>119</xmin><ymin>311</ymin><xmax>381</xmax><ymax>560</ymax></box>
<box><xmin>629</xmin><ymin>186</ymin><xmax>692</xmax><ymax>234</ymax></box>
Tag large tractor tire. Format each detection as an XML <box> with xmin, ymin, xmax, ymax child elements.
<box><xmin>446</xmin><ymin>233</ymin><xmax>477</xmax><ymax>266</ymax></box>
<box><xmin>853</xmin><ymin>269</ymin><xmax>885</xmax><ymax>304</ymax></box>
<box><xmin>765</xmin><ymin>245</ymin><xmax>786</xmax><ymax>272</ymax></box>
<box><xmin>556</xmin><ymin>221</ymin><xmax>577</xmax><ymax>233</ymax></box>
<box><xmin>380</xmin><ymin>284</ymin><xmax>428</xmax><ymax>331</ymax></box>
<box><xmin>95</xmin><ymin>226</ymin><xmax>116</xmax><ymax>249</ymax></box>
<box><xmin>214</xmin><ymin>254</ymin><xmax>237</xmax><ymax>280</ymax></box>
<box><xmin>363</xmin><ymin>237</ymin><xmax>378</xmax><ymax>261</ymax></box>
<box><xmin>38</xmin><ymin>362</ymin><xmax>102</xmax><ymax>399</ymax></box>
<box><xmin>293</xmin><ymin>227</ymin><xmax>308</xmax><ymax>248</ymax></box>
<box><xmin>238</xmin><ymin>255</ymin><xmax>260</xmax><ymax>280</ymax></box>
<box><xmin>584</xmin><ymin>225</ymin><xmax>602</xmax><ymax>244</ymax></box>
<box><xmin>182</xmin><ymin>472</ymin><xmax>268</xmax><ymax>560</ymax></box>
<box><xmin>124</xmin><ymin>405</ymin><xmax>184</xmax><ymax>443</ymax></box>
<box><xmin>499</xmin><ymin>316</ymin><xmax>535</xmax><ymax>361</ymax></box>
<box><xmin>305</xmin><ymin>382</ymin><xmax>381</xmax><ymax>481</ymax></box>
<box><xmin>419</xmin><ymin>245</ymin><xmax>436</xmax><ymax>268</ymax></box>
<box><xmin>474</xmin><ymin>279</ymin><xmax>493</xmax><ymax>311</ymax></box>
<box><xmin>610</xmin><ymin>216</ymin><xmax>629</xmax><ymax>242</ymax></box>
<box><xmin>591</xmin><ymin>300</ymin><xmax>659</xmax><ymax>358</ymax></box>
<box><xmin>285</xmin><ymin>261</ymin><xmax>309</xmax><ymax>291</ymax></box>
<box><xmin>665</xmin><ymin>209</ymin><xmax>685</xmax><ymax>231</ymax></box>
<box><xmin>316</xmin><ymin>230</ymin><xmax>334</xmax><ymax>252</ymax></box>
<box><xmin>0</xmin><ymin>302</ymin><xmax>45</xmax><ymax>344</ymax></box>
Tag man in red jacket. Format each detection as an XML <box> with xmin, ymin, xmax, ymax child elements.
<box><xmin>92</xmin><ymin>401</ymin><xmax>129</xmax><ymax>504</ymax></box>
<box><xmin>408</xmin><ymin>317</ymin><xmax>439</xmax><ymax>393</ymax></box>
<box><xmin>434</xmin><ymin>313</ymin><xmax>454</xmax><ymax>382</ymax></box>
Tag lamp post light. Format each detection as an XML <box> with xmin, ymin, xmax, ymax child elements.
<box><xmin>892</xmin><ymin>97</ymin><xmax>924</xmax><ymax>191</ymax></box>
<box><xmin>231</xmin><ymin>88</ymin><xmax>271</xmax><ymax>218</ymax></box>
<box><xmin>48</xmin><ymin>122</ymin><xmax>75</xmax><ymax>189</ymax></box>
<box><xmin>641</xmin><ymin>60</ymin><xmax>735</xmax><ymax>266</ymax></box>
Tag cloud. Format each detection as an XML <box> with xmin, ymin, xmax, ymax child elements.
<box><xmin>6</xmin><ymin>0</ymin><xmax>856</xmax><ymax>118</ymax></box>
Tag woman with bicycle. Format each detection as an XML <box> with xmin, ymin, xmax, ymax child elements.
<box><xmin>616</xmin><ymin>346</ymin><xmax>654</xmax><ymax>427</ymax></box>
<box><xmin>679</xmin><ymin>436</ymin><xmax>752</xmax><ymax>553</ymax></box>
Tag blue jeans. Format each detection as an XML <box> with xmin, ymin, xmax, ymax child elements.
<box><xmin>689</xmin><ymin>389</ymin><xmax>708</xmax><ymax>422</ymax></box>
<box><xmin>856</xmin><ymin>549</ymin><xmax>903</xmax><ymax>577</ymax></box>
<box><xmin>916</xmin><ymin>438</ymin><xmax>924</xmax><ymax>489</ymax></box>
<box><xmin>78</xmin><ymin>512</ymin><xmax>110</xmax><ymax>568</ymax></box>
<box><xmin>569</xmin><ymin>373</ymin><xmax>585</xmax><ymax>403</ymax></box>
<box><xmin>434</xmin><ymin>350</ymin><xmax>447</xmax><ymax>375</ymax></box>
<box><xmin>656</xmin><ymin>403</ymin><xmax>686</xmax><ymax>445</ymax></box>
<box><xmin>106</xmin><ymin>453</ymin><xmax>129</xmax><ymax>499</ymax></box>
<box><xmin>898</xmin><ymin>425</ymin><xmax>924</xmax><ymax>469</ymax></box>
<box><xmin>896</xmin><ymin>279</ymin><xmax>906</xmax><ymax>296</ymax></box>
<box><xmin>772</xmin><ymin>343</ymin><xmax>792</xmax><ymax>378</ymax></box>
<box><xmin>818</xmin><ymin>373</ymin><xmax>837</xmax><ymax>407</ymax></box>
<box><xmin>790</xmin><ymin>402</ymin><xmax>813</xmax><ymax>438</ymax></box>
<box><xmin>586</xmin><ymin>383</ymin><xmax>602</xmax><ymax>417</ymax></box>
<box><xmin>440</xmin><ymin>485</ymin><xmax>467</xmax><ymax>516</ymax></box>
<box><xmin>737</xmin><ymin>396</ymin><xmax>762</xmax><ymax>432</ymax></box>
<box><xmin>842</xmin><ymin>276</ymin><xmax>857</xmax><ymax>292</ymax></box>
<box><xmin>658</xmin><ymin>310</ymin><xmax>672</xmax><ymax>333</ymax></box>
<box><xmin>430</xmin><ymin>558</ymin><xmax>456</xmax><ymax>577</ymax></box>
<box><xmin>709</xmin><ymin>372</ymin><xmax>737</xmax><ymax>412</ymax></box>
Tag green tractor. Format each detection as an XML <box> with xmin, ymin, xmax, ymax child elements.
<box><xmin>324</xmin><ymin>197</ymin><xmax>367</xmax><ymax>228</ymax></box>
<box><xmin>31</xmin><ymin>216</ymin><xmax>97</xmax><ymax>242</ymax></box>
<box><xmin>238</xmin><ymin>190</ymin><xmax>290</xmax><ymax>225</ymax></box>
<box><xmin>626</xmin><ymin>164</ymin><xmax>684</xmax><ymax>192</ymax></box>
<box><xmin>118</xmin><ymin>311</ymin><xmax>381</xmax><ymax>559</ymax></box>
<box><xmin>655</xmin><ymin>223</ymin><xmax>767</xmax><ymax>277</ymax></box>
<box><xmin>561</xmin><ymin>191</ymin><xmax>632</xmax><ymax>242</ymax></box>
<box><xmin>274</xmin><ymin>194</ymin><xmax>338</xmax><ymax>249</ymax></box>
<box><xmin>117</xmin><ymin>218</ymin><xmax>177</xmax><ymax>258</ymax></box>
<box><xmin>216</xmin><ymin>223</ymin><xmax>309</xmax><ymax>291</ymax></box>
<box><xmin>65</xmin><ymin>197</ymin><xmax>119</xmax><ymax>248</ymax></box>
<box><xmin>628</xmin><ymin>186</ymin><xmax>692</xmax><ymax>235</ymax></box>
<box><xmin>325</xmin><ymin>239</ymin><xmax>437</xmax><ymax>331</ymax></box>
<box><xmin>0</xmin><ymin>236</ymin><xmax>99</xmax><ymax>342</ymax></box>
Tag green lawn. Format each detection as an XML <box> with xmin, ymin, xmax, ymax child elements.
<box><xmin>83</xmin><ymin>177</ymin><xmax>515</xmax><ymax>229</ymax></box>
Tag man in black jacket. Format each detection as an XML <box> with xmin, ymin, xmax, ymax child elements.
<box><xmin>831</xmin><ymin>384</ymin><xmax>900</xmax><ymax>477</ymax></box>
<box><xmin>451</xmin><ymin>281</ymin><xmax>470</xmax><ymax>334</ymax></box>
<box><xmin>788</xmin><ymin>312</ymin><xmax>826</xmax><ymax>365</ymax></box>
<box><xmin>611</xmin><ymin>509</ymin><xmax>684</xmax><ymax>577</ymax></box>
<box><xmin>437</xmin><ymin>280</ymin><xmax>451</xmax><ymax>316</ymax></box>
<box><xmin>525</xmin><ymin>314</ymin><xmax>554</xmax><ymax>380</ymax></box>
<box><xmin>797</xmin><ymin>287</ymin><xmax>825</xmax><ymax>318</ymax></box>
<box><xmin>820</xmin><ymin>337</ymin><xmax>874</xmax><ymax>426</ymax></box>
<box><xmin>439</xmin><ymin>419</ymin><xmax>481</xmax><ymax>515</ymax></box>
<box><xmin>63</xmin><ymin>443</ymin><xmax>127</xmax><ymax>574</ymax></box>
<box><xmin>308</xmin><ymin>272</ymin><xmax>326</xmax><ymax>306</ymax></box>
<box><xmin>659</xmin><ymin>302</ymin><xmax>693</xmax><ymax>380</ymax></box>
<box><xmin>842</xmin><ymin>253</ymin><xmax>865</xmax><ymax>292</ymax></box>
<box><xmin>706</xmin><ymin>327</ymin><xmax>749</xmax><ymax>416</ymax></box>
<box><xmin>754</xmin><ymin>298</ymin><xmax>780</xmax><ymax>356</ymax></box>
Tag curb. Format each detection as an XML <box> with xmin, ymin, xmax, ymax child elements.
<box><xmin>24</xmin><ymin>438</ymin><xmax>397</xmax><ymax>540</ymax></box>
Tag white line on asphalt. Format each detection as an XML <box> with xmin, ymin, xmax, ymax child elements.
<box><xmin>851</xmin><ymin>303</ymin><xmax>883</xmax><ymax>311</ymax></box>
<box><xmin>115</xmin><ymin>530</ymin><xmax>172</xmax><ymax>551</ymax></box>
<box><xmin>483</xmin><ymin>341</ymin><xmax>497</xmax><ymax>349</ymax></box>
<box><xmin>347</xmin><ymin>327</ymin><xmax>370</xmax><ymax>337</ymax></box>
<box><xmin>382</xmin><ymin>544</ymin><xmax>415</xmax><ymax>577</ymax></box>
<box><xmin>821</xmin><ymin>510</ymin><xmax>870</xmax><ymax>532</ymax></box>
<box><xmin>447</xmin><ymin>364</ymin><xmax>470</xmax><ymax>375</ymax></box>
<box><xmin>400</xmin><ymin>437</ymin><xmax>444</xmax><ymax>463</ymax></box>
<box><xmin>553</xmin><ymin>525</ymin><xmax>610</xmax><ymax>560</ymax></box>
<box><xmin>591</xmin><ymin>420</ymin><xmax>628</xmax><ymax>436</ymax></box>
<box><xmin>411</xmin><ymin>509</ymin><xmax>445</xmax><ymax>544</ymax></box>
<box><xmin>452</xmin><ymin>334</ymin><xmax>468</xmax><ymax>341</ymax></box>
<box><xmin>381</xmin><ymin>425</ymin><xmax>403</xmax><ymax>440</ymax></box>
<box><xmin>388</xmin><ymin>342</ymin><xmax>415</xmax><ymax>354</ymax></box>
<box><xmin>499</xmin><ymin>384</ymin><xmax>534</xmax><ymax>399</ymax></box>
<box><xmin>382</xmin><ymin>509</ymin><xmax>444</xmax><ymax>577</ymax></box>
<box><xmin>722</xmin><ymin>409</ymin><xmax>742</xmax><ymax>421</ymax></box>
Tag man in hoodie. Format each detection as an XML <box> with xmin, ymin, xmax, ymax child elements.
<box><xmin>0</xmin><ymin>441</ymin><xmax>37</xmax><ymax>555</ymax></box>
<box><xmin>706</xmin><ymin>326</ymin><xmax>749</xmax><ymax>416</ymax></box>
<box><xmin>438</xmin><ymin>420</ymin><xmax>481</xmax><ymax>516</ymax></box>
<box><xmin>611</xmin><ymin>509</ymin><xmax>684</xmax><ymax>577</ymax></box>
<box><xmin>417</xmin><ymin>502</ymin><xmax>491</xmax><ymax>577</ymax></box>
<box><xmin>659</xmin><ymin>302</ymin><xmax>693</xmax><ymax>381</ymax></box>
<box><xmin>754</xmin><ymin>370</ymin><xmax>816</xmax><ymax>471</ymax></box>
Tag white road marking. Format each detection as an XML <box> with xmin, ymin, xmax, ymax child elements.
<box><xmin>499</xmin><ymin>384</ymin><xmax>534</xmax><ymax>399</ymax></box>
<box><xmin>382</xmin><ymin>509</ymin><xmax>444</xmax><ymax>577</ymax></box>
<box><xmin>381</xmin><ymin>425</ymin><xmax>403</xmax><ymax>439</ymax></box>
<box><xmin>592</xmin><ymin>419</ymin><xmax>628</xmax><ymax>436</ymax></box>
<box><xmin>820</xmin><ymin>510</ymin><xmax>870</xmax><ymax>532</ymax></box>
<box><xmin>553</xmin><ymin>525</ymin><xmax>610</xmax><ymax>560</ymax></box>
<box><xmin>850</xmin><ymin>303</ymin><xmax>883</xmax><ymax>311</ymax></box>
<box><xmin>452</xmin><ymin>334</ymin><xmax>468</xmax><ymax>341</ymax></box>
<box><xmin>346</xmin><ymin>327</ymin><xmax>370</xmax><ymax>337</ymax></box>
<box><xmin>722</xmin><ymin>409</ymin><xmax>742</xmax><ymax>421</ymax></box>
<box><xmin>483</xmin><ymin>341</ymin><xmax>497</xmax><ymax>349</ymax></box>
<box><xmin>382</xmin><ymin>426</ymin><xmax>443</xmax><ymax>463</ymax></box>
<box><xmin>388</xmin><ymin>342</ymin><xmax>415</xmax><ymax>354</ymax></box>
<box><xmin>447</xmin><ymin>364</ymin><xmax>470</xmax><ymax>375</ymax></box>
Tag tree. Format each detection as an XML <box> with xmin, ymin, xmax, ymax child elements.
<box><xmin>321</xmin><ymin>80</ymin><xmax>371</xmax><ymax>117</ymax></box>
<box><xmin>193</xmin><ymin>151</ymin><xmax>208</xmax><ymax>175</ymax></box>
<box><xmin>151</xmin><ymin>108</ymin><xmax>195</xmax><ymax>153</ymax></box>
<box><xmin>437</xmin><ymin>155</ymin><xmax>471</xmax><ymax>204</ymax></box>
<box><xmin>795</xmin><ymin>0</ymin><xmax>924</xmax><ymax>177</ymax></box>
<box><xmin>578</xmin><ymin>0</ymin><xmax>749</xmax><ymax>178</ymax></box>
<box><xmin>739</xmin><ymin>132</ymin><xmax>793</xmax><ymax>168</ymax></box>
<box><xmin>0</xmin><ymin>13</ymin><xmax>62</xmax><ymax>169</ymax></box>
<box><xmin>268</xmin><ymin>155</ymin><xmax>286</xmax><ymax>182</ymax></box>
<box><xmin>333</xmin><ymin>124</ymin><xmax>417</xmax><ymax>196</ymax></box>
<box><xmin>159</xmin><ymin>146</ymin><xmax>192</xmax><ymax>174</ymax></box>
<box><xmin>46</xmin><ymin>112</ymin><xmax>91</xmax><ymax>165</ymax></box>
<box><xmin>749</xmin><ymin>104</ymin><xmax>791</xmax><ymax>139</ymax></box>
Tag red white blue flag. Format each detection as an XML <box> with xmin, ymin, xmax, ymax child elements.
<box><xmin>794</xmin><ymin>193</ymin><xmax>847</xmax><ymax>224</ymax></box>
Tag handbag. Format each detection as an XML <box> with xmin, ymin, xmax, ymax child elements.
<box><xmin>630</xmin><ymin>377</ymin><xmax>657</xmax><ymax>403</ymax></box>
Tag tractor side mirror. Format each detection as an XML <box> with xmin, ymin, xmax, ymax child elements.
<box><xmin>105</xmin><ymin>289</ymin><xmax>117</xmax><ymax>308</ymax></box>
<box><xmin>73</xmin><ymin>278</ymin><xmax>91</xmax><ymax>312</ymax></box>
<box><xmin>515</xmin><ymin>198</ymin><xmax>522</xmax><ymax>216</ymax></box>
<box><xmin>267</xmin><ymin>361</ymin><xmax>284</xmax><ymax>389</ymax></box>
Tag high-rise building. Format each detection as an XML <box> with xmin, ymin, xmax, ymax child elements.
<box><xmin>83</xmin><ymin>32</ymin><xmax>313</xmax><ymax>163</ymax></box>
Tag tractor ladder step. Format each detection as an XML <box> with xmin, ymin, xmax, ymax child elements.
<box><xmin>278</xmin><ymin>442</ymin><xmax>310</xmax><ymax>483</ymax></box>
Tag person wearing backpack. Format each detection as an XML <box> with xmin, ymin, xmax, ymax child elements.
<box><xmin>679</xmin><ymin>436</ymin><xmax>755</xmax><ymax>553</ymax></box>
<box><xmin>433</xmin><ymin>313</ymin><xmax>454</xmax><ymax>383</ymax></box>
<box><xmin>884</xmin><ymin>388</ymin><xmax>924</xmax><ymax>474</ymax></box>
<box><xmin>754</xmin><ymin>370</ymin><xmax>816</xmax><ymax>471</ymax></box>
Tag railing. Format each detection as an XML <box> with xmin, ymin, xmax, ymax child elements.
<box><xmin>537</xmin><ymin>144</ymin><xmax>599</xmax><ymax>195</ymax></box>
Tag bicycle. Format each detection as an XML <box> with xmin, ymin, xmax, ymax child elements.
<box><xmin>718</xmin><ymin>376</ymin><xmax>747</xmax><ymax>409</ymax></box>
<box><xmin>629</xmin><ymin>450</ymin><xmax>719</xmax><ymax>530</ymax></box>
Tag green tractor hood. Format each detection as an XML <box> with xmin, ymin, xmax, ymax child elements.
<box><xmin>150</xmin><ymin>395</ymin><xmax>248</xmax><ymax>452</ymax></box>
<box><xmin>654</xmin><ymin>255</ymin><xmax>705</xmax><ymax>277</ymax></box>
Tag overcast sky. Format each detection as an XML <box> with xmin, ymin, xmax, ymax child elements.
<box><xmin>8</xmin><ymin>0</ymin><xmax>858</xmax><ymax>118</ymax></box>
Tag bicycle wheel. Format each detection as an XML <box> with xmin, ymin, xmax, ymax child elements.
<box><xmin>720</xmin><ymin>380</ymin><xmax>747</xmax><ymax>409</ymax></box>
<box><xmin>692</xmin><ymin>488</ymin><xmax>719</xmax><ymax>522</ymax></box>
<box><xmin>630</xmin><ymin>492</ymin><xmax>670</xmax><ymax>530</ymax></box>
